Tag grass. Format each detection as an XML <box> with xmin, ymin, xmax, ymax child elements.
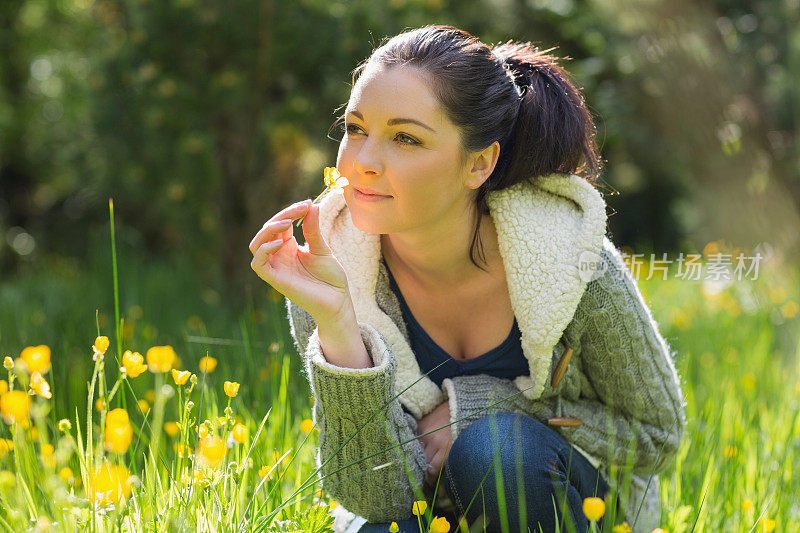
<box><xmin>0</xmin><ymin>201</ymin><xmax>798</xmax><ymax>532</ymax></box>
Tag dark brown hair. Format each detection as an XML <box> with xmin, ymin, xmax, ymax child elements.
<box><xmin>340</xmin><ymin>25</ymin><xmax>602</xmax><ymax>272</ymax></box>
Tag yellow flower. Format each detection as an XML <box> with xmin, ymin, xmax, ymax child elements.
<box><xmin>95</xmin><ymin>398</ymin><xmax>107</xmax><ymax>412</ymax></box>
<box><xmin>104</xmin><ymin>408</ymin><xmax>133</xmax><ymax>454</ymax></box>
<box><xmin>29</xmin><ymin>372</ymin><xmax>52</xmax><ymax>399</ymax></box>
<box><xmin>741</xmin><ymin>499</ymin><xmax>753</xmax><ymax>512</ymax></box>
<box><xmin>122</xmin><ymin>350</ymin><xmax>147</xmax><ymax>378</ymax></box>
<box><xmin>88</xmin><ymin>462</ymin><xmax>133</xmax><ymax>504</ymax></box>
<box><xmin>412</xmin><ymin>500</ymin><xmax>427</xmax><ymax>516</ymax></box>
<box><xmin>0</xmin><ymin>380</ymin><xmax>7</xmax><ymax>395</ymax></box>
<box><xmin>232</xmin><ymin>423</ymin><xmax>248</xmax><ymax>444</ymax></box>
<box><xmin>0</xmin><ymin>439</ymin><xmax>14</xmax><ymax>458</ymax></box>
<box><xmin>762</xmin><ymin>517</ymin><xmax>776</xmax><ymax>532</ymax></box>
<box><xmin>20</xmin><ymin>345</ymin><xmax>51</xmax><ymax>373</ymax></box>
<box><xmin>137</xmin><ymin>399</ymin><xmax>150</xmax><ymax>414</ymax></box>
<box><xmin>171</xmin><ymin>369</ymin><xmax>191</xmax><ymax>385</ymax></box>
<box><xmin>174</xmin><ymin>443</ymin><xmax>193</xmax><ymax>457</ymax></box>
<box><xmin>198</xmin><ymin>423</ymin><xmax>209</xmax><ymax>439</ymax></box>
<box><xmin>146</xmin><ymin>345</ymin><xmax>176</xmax><ymax>373</ymax></box>
<box><xmin>300</xmin><ymin>418</ymin><xmax>314</xmax><ymax>434</ymax></box>
<box><xmin>94</xmin><ymin>336</ymin><xmax>110</xmax><ymax>355</ymax></box>
<box><xmin>389</xmin><ymin>522</ymin><xmax>399</xmax><ymax>533</ymax></box>
<box><xmin>144</xmin><ymin>389</ymin><xmax>156</xmax><ymax>403</ymax></box>
<box><xmin>164</xmin><ymin>421</ymin><xmax>180</xmax><ymax>437</ymax></box>
<box><xmin>59</xmin><ymin>466</ymin><xmax>74</xmax><ymax>484</ymax></box>
<box><xmin>2</xmin><ymin>357</ymin><xmax>12</xmax><ymax>370</ymax></box>
<box><xmin>1</xmin><ymin>390</ymin><xmax>31</xmax><ymax>423</ymax></box>
<box><xmin>724</xmin><ymin>444</ymin><xmax>739</xmax><ymax>458</ymax></box>
<box><xmin>651</xmin><ymin>529</ymin><xmax>666</xmax><ymax>533</ymax></box>
<box><xmin>223</xmin><ymin>381</ymin><xmax>239</xmax><ymax>398</ymax></box>
<box><xmin>41</xmin><ymin>443</ymin><xmax>55</xmax><ymax>467</ymax></box>
<box><xmin>258</xmin><ymin>465</ymin><xmax>272</xmax><ymax>478</ymax></box>
<box><xmin>199</xmin><ymin>356</ymin><xmax>217</xmax><ymax>373</ymax></box>
<box><xmin>781</xmin><ymin>301</ymin><xmax>799</xmax><ymax>319</ymax></box>
<box><xmin>58</xmin><ymin>418</ymin><xmax>71</xmax><ymax>432</ymax></box>
<box><xmin>583</xmin><ymin>497</ymin><xmax>605</xmax><ymax>522</ymax></box>
<box><xmin>295</xmin><ymin>167</ymin><xmax>350</xmax><ymax>227</ymax></box>
<box><xmin>197</xmin><ymin>435</ymin><xmax>226</xmax><ymax>468</ymax></box>
<box><xmin>430</xmin><ymin>516</ymin><xmax>450</xmax><ymax>533</ymax></box>
<box><xmin>612</xmin><ymin>523</ymin><xmax>631</xmax><ymax>533</ymax></box>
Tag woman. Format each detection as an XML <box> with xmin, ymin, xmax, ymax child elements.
<box><xmin>249</xmin><ymin>25</ymin><xmax>686</xmax><ymax>533</ymax></box>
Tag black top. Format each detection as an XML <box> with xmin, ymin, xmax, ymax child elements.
<box><xmin>382</xmin><ymin>257</ymin><xmax>530</xmax><ymax>387</ymax></box>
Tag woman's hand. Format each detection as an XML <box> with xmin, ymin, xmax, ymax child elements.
<box><xmin>249</xmin><ymin>199</ymin><xmax>353</xmax><ymax>324</ymax></box>
<box><xmin>416</xmin><ymin>400</ymin><xmax>453</xmax><ymax>486</ymax></box>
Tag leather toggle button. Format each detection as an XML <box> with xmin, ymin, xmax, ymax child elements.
<box><xmin>546</xmin><ymin>417</ymin><xmax>583</xmax><ymax>427</ymax></box>
<box><xmin>550</xmin><ymin>346</ymin><xmax>574</xmax><ymax>388</ymax></box>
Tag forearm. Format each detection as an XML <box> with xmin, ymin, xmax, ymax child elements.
<box><xmin>305</xmin><ymin>321</ymin><xmax>427</xmax><ymax>522</ymax></box>
<box><xmin>317</xmin><ymin>310</ymin><xmax>372</xmax><ymax>369</ymax></box>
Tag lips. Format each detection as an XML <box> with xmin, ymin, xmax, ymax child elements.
<box><xmin>353</xmin><ymin>186</ymin><xmax>390</xmax><ymax>197</ymax></box>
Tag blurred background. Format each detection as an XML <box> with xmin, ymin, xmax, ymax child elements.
<box><xmin>1</xmin><ymin>0</ymin><xmax>799</xmax><ymax>420</ymax></box>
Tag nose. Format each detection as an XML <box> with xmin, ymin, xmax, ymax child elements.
<box><xmin>351</xmin><ymin>137</ymin><xmax>384</xmax><ymax>176</ymax></box>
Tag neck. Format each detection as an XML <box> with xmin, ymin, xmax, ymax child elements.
<box><xmin>380</xmin><ymin>210</ymin><xmax>501</xmax><ymax>290</ymax></box>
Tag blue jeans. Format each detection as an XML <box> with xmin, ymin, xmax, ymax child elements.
<box><xmin>359</xmin><ymin>412</ymin><xmax>620</xmax><ymax>532</ymax></box>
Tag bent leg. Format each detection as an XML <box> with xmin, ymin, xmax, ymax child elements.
<box><xmin>443</xmin><ymin>412</ymin><xmax>616</xmax><ymax>532</ymax></box>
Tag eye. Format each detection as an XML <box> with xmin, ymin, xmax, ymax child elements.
<box><xmin>341</xmin><ymin>123</ymin><xmax>420</xmax><ymax>146</ymax></box>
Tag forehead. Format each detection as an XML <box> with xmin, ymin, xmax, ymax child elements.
<box><xmin>348</xmin><ymin>64</ymin><xmax>445</xmax><ymax>125</ymax></box>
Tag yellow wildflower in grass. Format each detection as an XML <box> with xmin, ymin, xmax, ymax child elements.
<box><xmin>430</xmin><ymin>516</ymin><xmax>450</xmax><ymax>533</ymax></box>
<box><xmin>164</xmin><ymin>421</ymin><xmax>180</xmax><ymax>437</ymax></box>
<box><xmin>781</xmin><ymin>301</ymin><xmax>799</xmax><ymax>319</ymax></box>
<box><xmin>2</xmin><ymin>357</ymin><xmax>12</xmax><ymax>370</ymax></box>
<box><xmin>94</xmin><ymin>336</ymin><xmax>110</xmax><ymax>355</ymax></box>
<box><xmin>0</xmin><ymin>439</ymin><xmax>14</xmax><ymax>457</ymax></box>
<box><xmin>41</xmin><ymin>443</ymin><xmax>55</xmax><ymax>468</ymax></box>
<box><xmin>294</xmin><ymin>167</ymin><xmax>349</xmax><ymax>227</ymax></box>
<box><xmin>1</xmin><ymin>390</ymin><xmax>31</xmax><ymax>423</ymax></box>
<box><xmin>88</xmin><ymin>462</ymin><xmax>133</xmax><ymax>504</ymax></box>
<box><xmin>174</xmin><ymin>443</ymin><xmax>193</xmax><ymax>457</ymax></box>
<box><xmin>137</xmin><ymin>399</ymin><xmax>150</xmax><ymax>414</ymax></box>
<box><xmin>58</xmin><ymin>418</ymin><xmax>72</xmax><ymax>432</ymax></box>
<box><xmin>29</xmin><ymin>371</ymin><xmax>52</xmax><ymax>399</ymax></box>
<box><xmin>104</xmin><ymin>408</ymin><xmax>133</xmax><ymax>454</ymax></box>
<box><xmin>95</xmin><ymin>398</ymin><xmax>107</xmax><ymax>412</ymax></box>
<box><xmin>198</xmin><ymin>356</ymin><xmax>217</xmax><ymax>373</ymax></box>
<box><xmin>198</xmin><ymin>424</ymin><xmax>209</xmax><ymax>439</ymax></box>
<box><xmin>389</xmin><ymin>522</ymin><xmax>399</xmax><ymax>533</ymax></box>
<box><xmin>232</xmin><ymin>423</ymin><xmax>248</xmax><ymax>444</ymax></box>
<box><xmin>724</xmin><ymin>444</ymin><xmax>739</xmax><ymax>458</ymax></box>
<box><xmin>741</xmin><ymin>499</ymin><xmax>753</xmax><ymax>512</ymax></box>
<box><xmin>171</xmin><ymin>369</ymin><xmax>191</xmax><ymax>385</ymax></box>
<box><xmin>20</xmin><ymin>345</ymin><xmax>51</xmax><ymax>373</ymax></box>
<box><xmin>258</xmin><ymin>465</ymin><xmax>271</xmax><ymax>478</ymax></box>
<box><xmin>300</xmin><ymin>418</ymin><xmax>314</xmax><ymax>434</ymax></box>
<box><xmin>223</xmin><ymin>381</ymin><xmax>239</xmax><ymax>398</ymax></box>
<box><xmin>59</xmin><ymin>466</ymin><xmax>74</xmax><ymax>484</ymax></box>
<box><xmin>612</xmin><ymin>523</ymin><xmax>631</xmax><ymax>533</ymax></box>
<box><xmin>583</xmin><ymin>497</ymin><xmax>605</xmax><ymax>522</ymax></box>
<box><xmin>146</xmin><ymin>345</ymin><xmax>176</xmax><ymax>373</ymax></box>
<box><xmin>761</xmin><ymin>517</ymin><xmax>776</xmax><ymax>532</ymax></box>
<box><xmin>412</xmin><ymin>500</ymin><xmax>427</xmax><ymax>516</ymax></box>
<box><xmin>0</xmin><ymin>380</ymin><xmax>7</xmax><ymax>395</ymax></box>
<box><xmin>122</xmin><ymin>350</ymin><xmax>147</xmax><ymax>378</ymax></box>
<box><xmin>197</xmin><ymin>435</ymin><xmax>226</xmax><ymax>468</ymax></box>
<box><xmin>144</xmin><ymin>389</ymin><xmax>156</xmax><ymax>403</ymax></box>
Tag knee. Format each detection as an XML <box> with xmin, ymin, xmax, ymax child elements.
<box><xmin>446</xmin><ymin>413</ymin><xmax>567</xmax><ymax>484</ymax></box>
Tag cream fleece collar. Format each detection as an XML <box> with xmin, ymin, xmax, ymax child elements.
<box><xmin>316</xmin><ymin>174</ymin><xmax>608</xmax><ymax>419</ymax></box>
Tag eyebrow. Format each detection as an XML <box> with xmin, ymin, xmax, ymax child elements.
<box><xmin>347</xmin><ymin>109</ymin><xmax>436</xmax><ymax>133</ymax></box>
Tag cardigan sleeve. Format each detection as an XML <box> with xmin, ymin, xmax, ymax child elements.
<box><xmin>441</xmin><ymin>238</ymin><xmax>687</xmax><ymax>478</ymax></box>
<box><xmin>285</xmin><ymin>297</ymin><xmax>428</xmax><ymax>522</ymax></box>
<box><xmin>555</xmin><ymin>238</ymin><xmax>687</xmax><ymax>476</ymax></box>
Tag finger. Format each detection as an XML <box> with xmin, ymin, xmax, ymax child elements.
<box><xmin>301</xmin><ymin>201</ymin><xmax>333</xmax><ymax>256</ymax></box>
<box><xmin>249</xmin><ymin>218</ymin><xmax>294</xmax><ymax>256</ymax></box>
<box><xmin>250</xmin><ymin>238</ymin><xmax>284</xmax><ymax>279</ymax></box>
<box><xmin>268</xmin><ymin>199</ymin><xmax>312</xmax><ymax>226</ymax></box>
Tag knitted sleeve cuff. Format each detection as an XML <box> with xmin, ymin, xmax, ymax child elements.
<box><xmin>305</xmin><ymin>321</ymin><xmax>398</xmax><ymax>418</ymax></box>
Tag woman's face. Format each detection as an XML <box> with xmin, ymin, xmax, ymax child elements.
<box><xmin>336</xmin><ymin>64</ymin><xmax>478</xmax><ymax>235</ymax></box>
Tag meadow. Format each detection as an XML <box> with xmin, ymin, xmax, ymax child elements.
<box><xmin>0</xmin><ymin>204</ymin><xmax>798</xmax><ymax>532</ymax></box>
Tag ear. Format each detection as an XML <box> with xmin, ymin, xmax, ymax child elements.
<box><xmin>465</xmin><ymin>141</ymin><xmax>501</xmax><ymax>190</ymax></box>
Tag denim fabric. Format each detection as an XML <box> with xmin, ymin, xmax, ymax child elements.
<box><xmin>360</xmin><ymin>412</ymin><xmax>620</xmax><ymax>533</ymax></box>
